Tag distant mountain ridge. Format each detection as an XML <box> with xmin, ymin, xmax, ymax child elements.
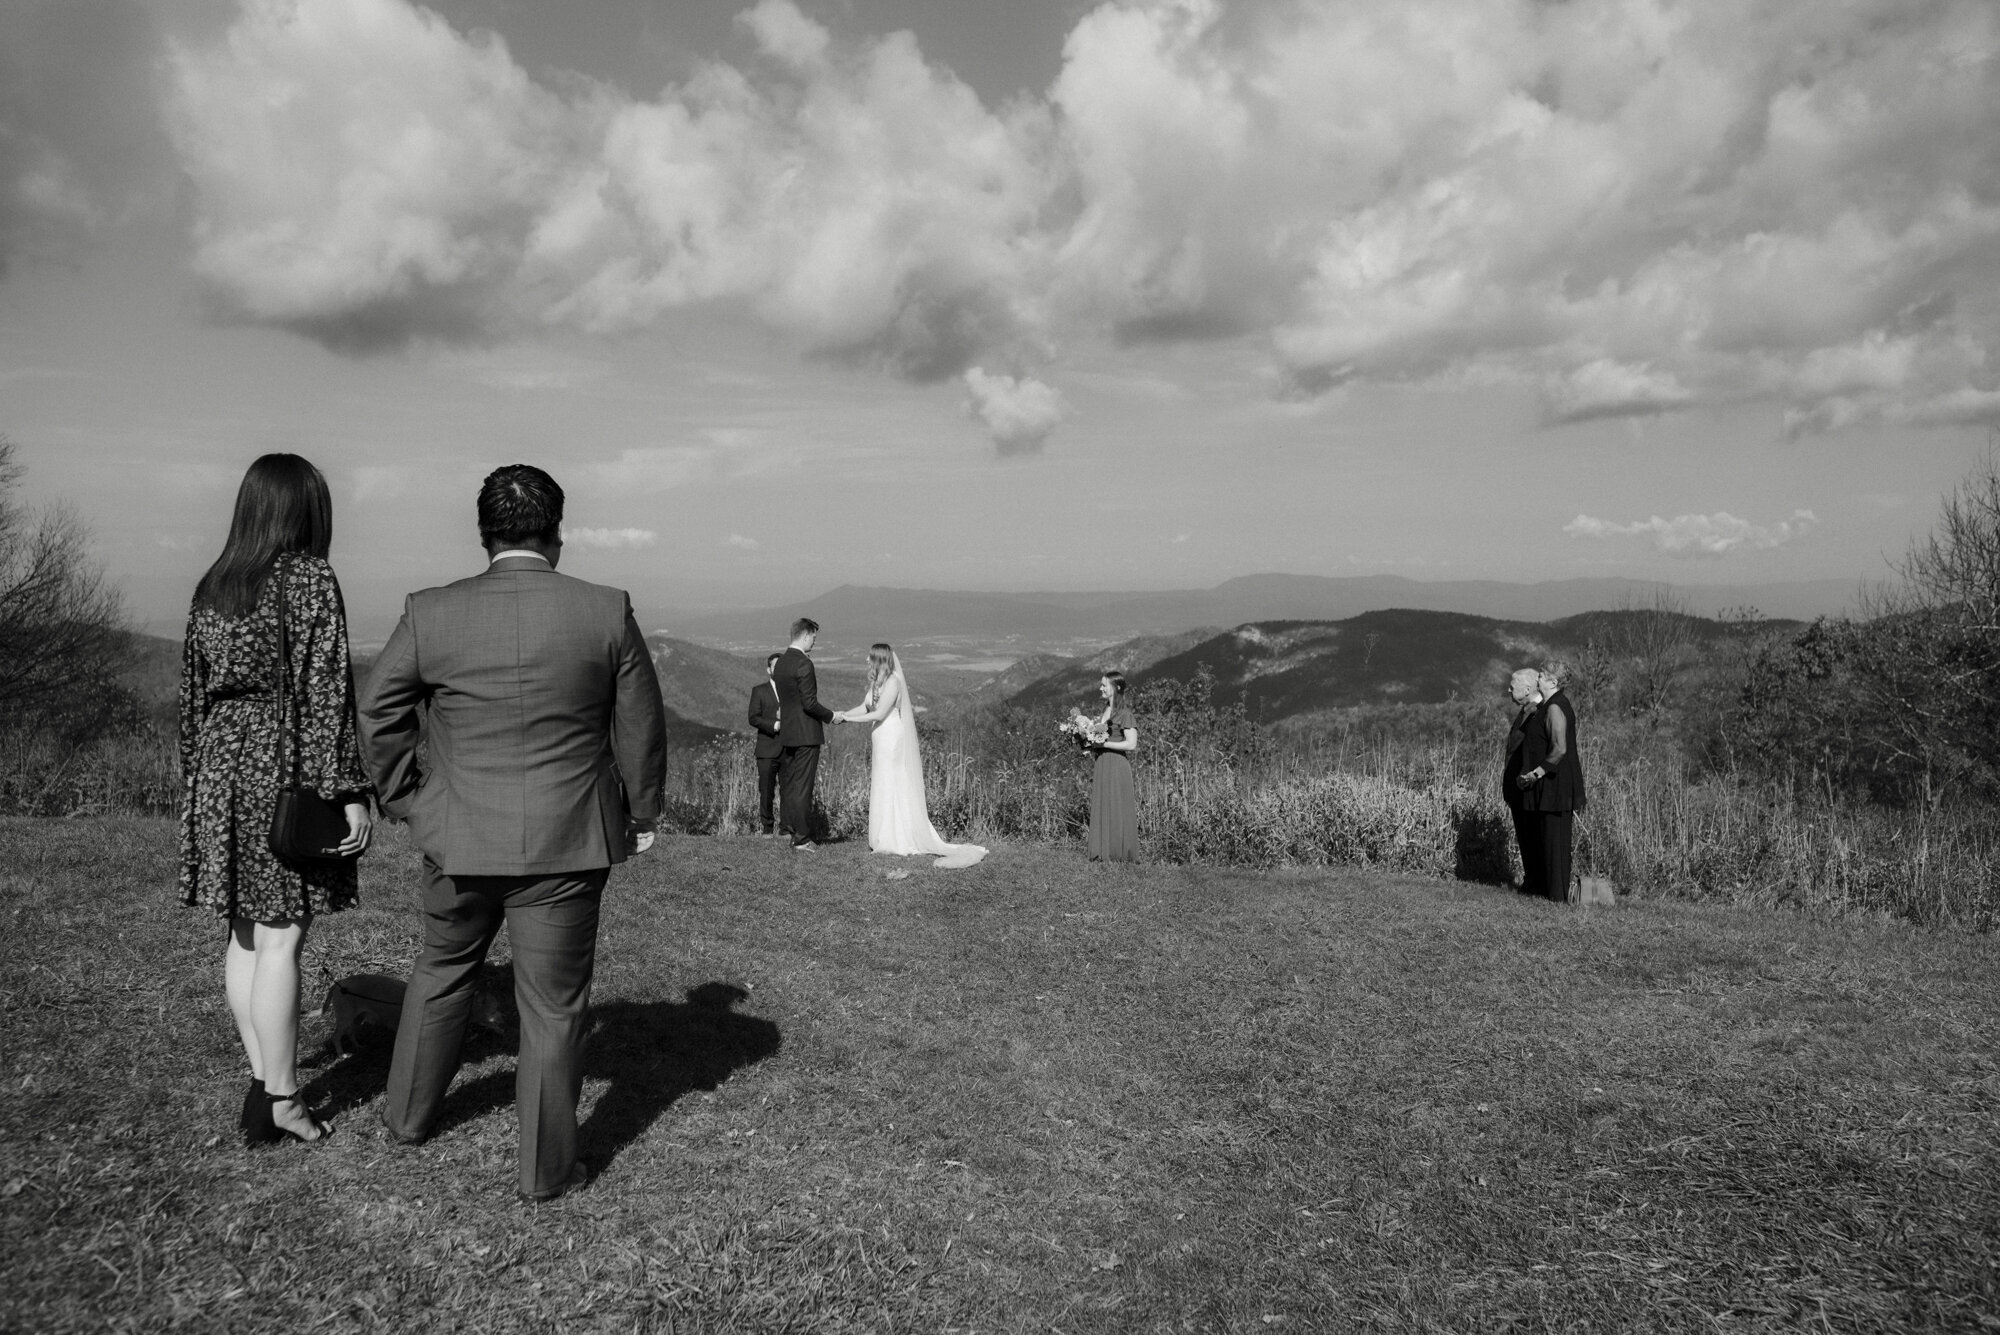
<box><xmin>999</xmin><ymin>607</ymin><xmax>1791</xmax><ymax>725</ymax></box>
<box><xmin>647</xmin><ymin>573</ymin><xmax>1856</xmax><ymax>648</ymax></box>
<box><xmin>646</xmin><ymin>634</ymin><xmax>970</xmax><ymax>735</ymax></box>
<box><xmin>125</xmin><ymin>604</ymin><xmax>1804</xmax><ymax>743</ymax></box>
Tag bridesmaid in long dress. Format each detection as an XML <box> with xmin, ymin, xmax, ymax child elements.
<box><xmin>1084</xmin><ymin>671</ymin><xmax>1139</xmax><ymax>862</ymax></box>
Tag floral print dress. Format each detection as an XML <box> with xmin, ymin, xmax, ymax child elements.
<box><xmin>178</xmin><ymin>554</ymin><xmax>372</xmax><ymax>920</ymax></box>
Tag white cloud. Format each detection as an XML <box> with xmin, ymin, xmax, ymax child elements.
<box><xmin>726</xmin><ymin>533</ymin><xmax>759</xmax><ymax>550</ymax></box>
<box><xmin>1053</xmin><ymin>0</ymin><xmax>2000</xmax><ymax>431</ymax></box>
<box><xmin>1544</xmin><ymin>360</ymin><xmax>1693</xmax><ymax>424</ymax></box>
<box><xmin>158</xmin><ymin>0</ymin><xmax>2000</xmax><ymax>441</ymax></box>
<box><xmin>962</xmin><ymin>366</ymin><xmax>1064</xmax><ymax>455</ymax></box>
<box><xmin>1565</xmin><ymin>509</ymin><xmax>1819</xmax><ymax>557</ymax></box>
<box><xmin>737</xmin><ymin>0</ymin><xmax>830</xmax><ymax>71</ymax></box>
<box><xmin>567</xmin><ymin>526</ymin><xmax>656</xmax><ymax>549</ymax></box>
<box><xmin>166</xmin><ymin>0</ymin><xmax>1049</xmax><ymax>378</ymax></box>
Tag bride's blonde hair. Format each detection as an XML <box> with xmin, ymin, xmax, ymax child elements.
<box><xmin>864</xmin><ymin>643</ymin><xmax>895</xmax><ymax>708</ymax></box>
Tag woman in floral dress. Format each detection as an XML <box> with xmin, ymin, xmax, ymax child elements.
<box><xmin>179</xmin><ymin>454</ymin><xmax>373</xmax><ymax>1144</ymax></box>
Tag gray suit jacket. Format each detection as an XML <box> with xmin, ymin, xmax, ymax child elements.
<box><xmin>359</xmin><ymin>557</ymin><xmax>667</xmax><ymax>876</ymax></box>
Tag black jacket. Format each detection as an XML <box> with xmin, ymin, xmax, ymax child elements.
<box><xmin>1515</xmin><ymin>691</ymin><xmax>1586</xmax><ymax>813</ymax></box>
<box><xmin>774</xmin><ymin>647</ymin><xmax>833</xmax><ymax>747</ymax></box>
<box><xmin>748</xmin><ymin>680</ymin><xmax>782</xmax><ymax>759</ymax></box>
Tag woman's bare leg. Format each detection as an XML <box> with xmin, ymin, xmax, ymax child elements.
<box><xmin>225</xmin><ymin>918</ymin><xmax>263</xmax><ymax>1079</ymax></box>
<box><xmin>250</xmin><ymin>917</ymin><xmax>329</xmax><ymax>1138</ymax></box>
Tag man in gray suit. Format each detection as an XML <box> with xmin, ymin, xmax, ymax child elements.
<box><xmin>359</xmin><ymin>464</ymin><xmax>666</xmax><ymax>1201</ymax></box>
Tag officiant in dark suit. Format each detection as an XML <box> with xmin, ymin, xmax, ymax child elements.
<box><xmin>775</xmin><ymin>617</ymin><xmax>837</xmax><ymax>849</ymax></box>
<box><xmin>748</xmin><ymin>651</ymin><xmax>784</xmax><ymax>837</ymax></box>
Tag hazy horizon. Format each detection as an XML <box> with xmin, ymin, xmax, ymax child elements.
<box><xmin>132</xmin><ymin>567</ymin><xmax>1868</xmax><ymax>648</ymax></box>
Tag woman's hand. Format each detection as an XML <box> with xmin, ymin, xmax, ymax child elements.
<box><xmin>333</xmin><ymin>801</ymin><xmax>373</xmax><ymax>857</ymax></box>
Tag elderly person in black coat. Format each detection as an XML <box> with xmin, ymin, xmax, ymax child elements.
<box><xmin>1502</xmin><ymin>668</ymin><xmax>1543</xmax><ymax>895</ymax></box>
<box><xmin>1503</xmin><ymin>666</ymin><xmax>1587</xmax><ymax>902</ymax></box>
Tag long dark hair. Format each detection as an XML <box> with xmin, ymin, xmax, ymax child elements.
<box><xmin>193</xmin><ymin>454</ymin><xmax>332</xmax><ymax>617</ymax></box>
<box><xmin>1101</xmin><ymin>670</ymin><xmax>1129</xmax><ymax>713</ymax></box>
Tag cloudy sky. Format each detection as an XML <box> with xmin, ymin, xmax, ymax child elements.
<box><xmin>3</xmin><ymin>0</ymin><xmax>1997</xmax><ymax>629</ymax></box>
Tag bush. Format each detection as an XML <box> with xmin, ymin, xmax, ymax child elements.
<box><xmin>0</xmin><ymin>725</ymin><xmax>180</xmax><ymax>817</ymax></box>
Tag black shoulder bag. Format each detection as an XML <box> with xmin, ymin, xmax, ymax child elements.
<box><xmin>266</xmin><ymin>570</ymin><xmax>354</xmax><ymax>863</ymax></box>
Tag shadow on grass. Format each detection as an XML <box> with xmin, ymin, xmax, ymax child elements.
<box><xmin>1452</xmin><ymin>805</ymin><xmax>1517</xmax><ymax>884</ymax></box>
<box><xmin>308</xmin><ymin>973</ymin><xmax>781</xmax><ymax>1170</ymax></box>
<box><xmin>301</xmin><ymin>963</ymin><xmax>522</xmax><ymax>1118</ymax></box>
<box><xmin>577</xmin><ymin>983</ymin><xmax>782</xmax><ymax>1165</ymax></box>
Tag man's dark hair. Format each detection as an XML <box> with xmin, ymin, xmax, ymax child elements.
<box><xmin>789</xmin><ymin>617</ymin><xmax>819</xmax><ymax>639</ymax></box>
<box><xmin>477</xmin><ymin>465</ymin><xmax>564</xmax><ymax>549</ymax></box>
<box><xmin>766</xmin><ymin>651</ymin><xmax>782</xmax><ymax>670</ymax></box>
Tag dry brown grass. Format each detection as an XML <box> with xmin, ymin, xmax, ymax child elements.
<box><xmin>3</xmin><ymin>816</ymin><xmax>1996</xmax><ymax>1332</ymax></box>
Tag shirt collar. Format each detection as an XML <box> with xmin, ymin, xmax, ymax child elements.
<box><xmin>489</xmin><ymin>549</ymin><xmax>552</xmax><ymax>566</ymax></box>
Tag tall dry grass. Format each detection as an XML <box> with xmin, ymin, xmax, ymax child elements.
<box><xmin>0</xmin><ymin>727</ymin><xmax>180</xmax><ymax>818</ymax></box>
<box><xmin>651</xmin><ymin>703</ymin><xmax>1997</xmax><ymax>931</ymax></box>
<box><xmin>6</xmin><ymin>690</ymin><xmax>1992</xmax><ymax>930</ymax></box>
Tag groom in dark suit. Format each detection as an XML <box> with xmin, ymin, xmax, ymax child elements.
<box><xmin>774</xmin><ymin>617</ymin><xmax>837</xmax><ymax>849</ymax></box>
<box><xmin>359</xmin><ymin>464</ymin><xmax>667</xmax><ymax>1201</ymax></box>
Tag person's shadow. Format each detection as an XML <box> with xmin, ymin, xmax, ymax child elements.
<box><xmin>1451</xmin><ymin>805</ymin><xmax>1517</xmax><ymax>884</ymax></box>
<box><xmin>574</xmin><ymin>983</ymin><xmax>783</xmax><ymax>1161</ymax></box>
<box><xmin>307</xmin><ymin>972</ymin><xmax>782</xmax><ymax>1170</ymax></box>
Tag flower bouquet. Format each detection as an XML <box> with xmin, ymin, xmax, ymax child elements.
<box><xmin>1059</xmin><ymin>710</ymin><xmax>1109</xmax><ymax>746</ymax></box>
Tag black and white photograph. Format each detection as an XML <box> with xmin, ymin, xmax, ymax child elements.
<box><xmin>3</xmin><ymin>0</ymin><xmax>1996</xmax><ymax>1328</ymax></box>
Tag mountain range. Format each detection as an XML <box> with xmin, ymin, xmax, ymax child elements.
<box><xmin>1004</xmin><ymin>608</ymin><xmax>1781</xmax><ymax>724</ymax></box>
<box><xmin>118</xmin><ymin>596</ymin><xmax>1805</xmax><ymax>744</ymax></box>
<box><xmin>644</xmin><ymin>572</ymin><xmax>1855</xmax><ymax>652</ymax></box>
<box><xmin>644</xmin><ymin>606</ymin><xmax>1791</xmax><ymax>735</ymax></box>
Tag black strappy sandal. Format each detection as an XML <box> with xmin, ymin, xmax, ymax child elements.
<box><xmin>251</xmin><ymin>1090</ymin><xmax>333</xmax><ymax>1145</ymax></box>
<box><xmin>238</xmin><ymin>1078</ymin><xmax>265</xmax><ymax>1136</ymax></box>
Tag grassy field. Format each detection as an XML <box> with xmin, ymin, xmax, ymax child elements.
<box><xmin>2</xmin><ymin>818</ymin><xmax>1995</xmax><ymax>1333</ymax></box>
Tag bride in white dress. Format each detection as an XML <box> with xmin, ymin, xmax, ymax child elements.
<box><xmin>835</xmin><ymin>644</ymin><xmax>987</xmax><ymax>869</ymax></box>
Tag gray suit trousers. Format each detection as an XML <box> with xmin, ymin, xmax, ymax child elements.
<box><xmin>383</xmin><ymin>860</ymin><xmax>606</xmax><ymax>1197</ymax></box>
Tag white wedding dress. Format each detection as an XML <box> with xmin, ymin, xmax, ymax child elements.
<box><xmin>851</xmin><ymin>657</ymin><xmax>987</xmax><ymax>869</ymax></box>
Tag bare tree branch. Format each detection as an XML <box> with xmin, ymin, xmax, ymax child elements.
<box><xmin>0</xmin><ymin>437</ymin><xmax>135</xmax><ymax>738</ymax></box>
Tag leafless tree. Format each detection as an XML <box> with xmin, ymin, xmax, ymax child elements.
<box><xmin>0</xmin><ymin>437</ymin><xmax>133</xmax><ymax>736</ymax></box>
<box><xmin>1850</xmin><ymin>440</ymin><xmax>2000</xmax><ymax>803</ymax></box>
<box><xmin>1590</xmin><ymin>589</ymin><xmax>1700</xmax><ymax>719</ymax></box>
<box><xmin>1881</xmin><ymin>441</ymin><xmax>2000</xmax><ymax>642</ymax></box>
